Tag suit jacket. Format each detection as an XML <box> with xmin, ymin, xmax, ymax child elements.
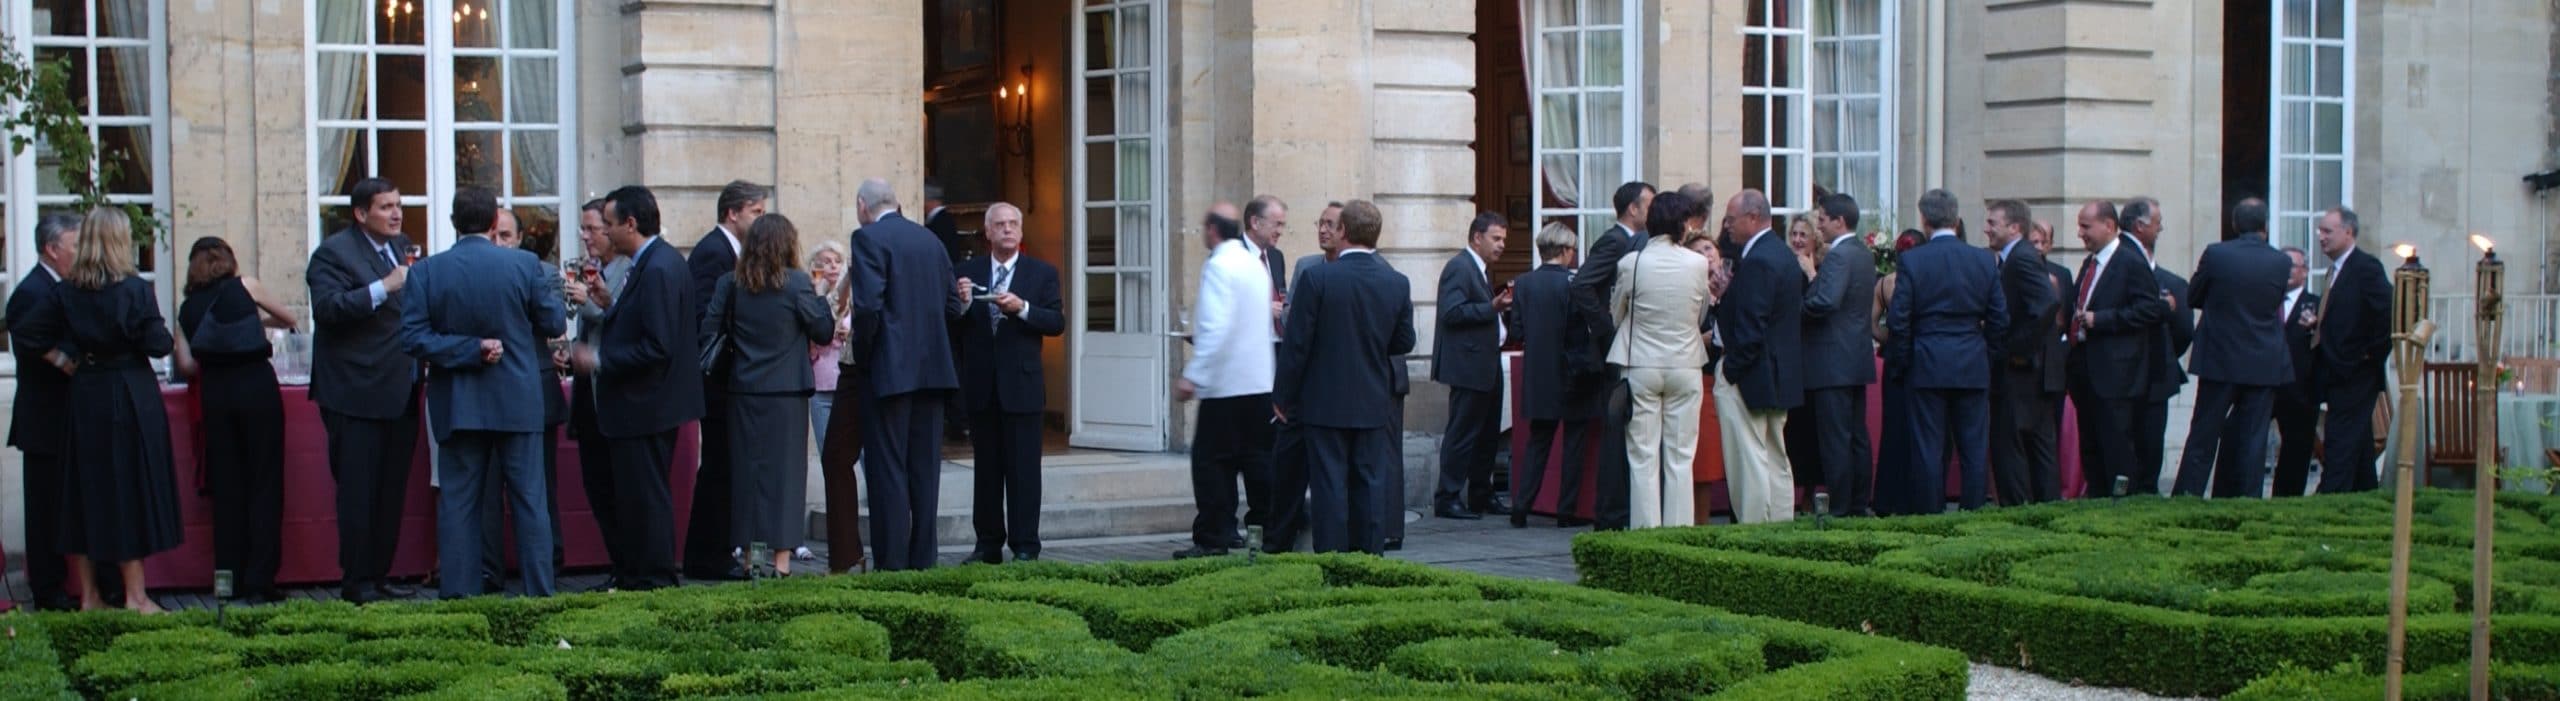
<box><xmin>1801</xmin><ymin>234</ymin><xmax>1879</xmax><ymax>389</ymax></box>
<box><xmin>1886</xmin><ymin>234</ymin><xmax>2008</xmax><ymax>390</ymax></box>
<box><xmin>2186</xmin><ymin>235</ymin><xmax>2294</xmax><ymax>387</ymax></box>
<box><xmin>688</xmin><ymin>227</ymin><xmax>738</xmax><ymax>325</ymax></box>
<box><xmin>1277</xmin><ymin>251</ymin><xmax>1415</xmax><ymax>429</ymax></box>
<box><xmin>1612</xmin><ymin>237</ymin><xmax>1715</xmax><ymax>371</ymax></box>
<box><xmin>2068</xmin><ymin>239</ymin><xmax>2170</xmax><ymax>400</ymax></box>
<box><xmin>2278</xmin><ymin>288</ymin><xmax>2321</xmax><ymax>405</ymax></box>
<box><xmin>306</xmin><ymin>227</ymin><xmax>421</xmax><ymax>419</ymax></box>
<box><xmin>1182</xmin><ymin>240</ymin><xmax>1275</xmax><ymax>398</ymax></box>
<box><xmin>706</xmin><ymin>269</ymin><xmax>833</xmax><ymax>395</ymax></box>
<box><xmin>1570</xmin><ymin>224</ymin><xmax>1639</xmax><ymax>376</ymax></box>
<box><xmin>537</xmin><ymin>261</ymin><xmax>569</xmax><ymax>427</ymax></box>
<box><xmin>2152</xmin><ymin>264</ymin><xmax>2194</xmax><ymax>400</ymax></box>
<box><xmin>925</xmin><ymin>207</ymin><xmax>965</xmax><ymax>263</ymax></box>
<box><xmin>1508</xmin><ymin>263</ymin><xmax>1580</xmax><ymax>421</ymax></box>
<box><xmin>2316</xmin><ymin>246</ymin><xmax>2394</xmax><ymax>387</ymax></box>
<box><xmin>956</xmin><ymin>253</ymin><xmax>1066</xmax><ymax>415</ymax></box>
<box><xmin>1714</xmin><ymin>230</ymin><xmax>1807</xmax><ymax>409</ymax></box>
<box><xmin>592</xmin><ymin>237</ymin><xmax>706</xmax><ymax>438</ymax></box>
<box><xmin>1252</xmin><ymin>241</ymin><xmax>1289</xmax><ymax>298</ymax></box>
<box><xmin>2041</xmin><ymin>261</ymin><xmax>2073</xmax><ymax>394</ymax></box>
<box><xmin>1433</xmin><ymin>251</ymin><xmax>1503</xmax><ymax>392</ymax></box>
<box><xmin>849</xmin><ymin>211</ymin><xmax>967</xmax><ymax>398</ymax></box>
<box><xmin>1994</xmin><ymin>239</ymin><xmax>2058</xmax><ymax>371</ymax></box>
<box><xmin>5</xmin><ymin>265</ymin><xmax>70</xmax><ymax>452</ymax></box>
<box><xmin>400</xmin><ymin>236</ymin><xmax>567</xmax><ymax>442</ymax></box>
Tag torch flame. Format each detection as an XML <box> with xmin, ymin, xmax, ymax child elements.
<box><xmin>2394</xmin><ymin>243</ymin><xmax>2416</xmax><ymax>260</ymax></box>
<box><xmin>2471</xmin><ymin>234</ymin><xmax>2495</xmax><ymax>253</ymax></box>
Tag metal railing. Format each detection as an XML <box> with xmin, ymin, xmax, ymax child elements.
<box><xmin>2425</xmin><ymin>294</ymin><xmax>2560</xmax><ymax>362</ymax></box>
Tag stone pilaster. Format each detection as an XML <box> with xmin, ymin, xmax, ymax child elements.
<box><xmin>616</xmin><ymin>0</ymin><xmax>777</xmax><ymax>242</ymax></box>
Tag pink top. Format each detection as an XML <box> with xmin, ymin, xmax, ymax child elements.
<box><xmin>812</xmin><ymin>314</ymin><xmax>849</xmax><ymax>391</ymax></box>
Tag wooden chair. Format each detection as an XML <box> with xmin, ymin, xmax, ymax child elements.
<box><xmin>2510</xmin><ymin>357</ymin><xmax>2560</xmax><ymax>394</ymax></box>
<box><xmin>2420</xmin><ymin>362</ymin><xmax>2492</xmax><ymax>488</ymax></box>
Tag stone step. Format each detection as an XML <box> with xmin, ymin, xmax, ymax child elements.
<box><xmin>810</xmin><ymin>496</ymin><xmax>1198</xmax><ymax>547</ymax></box>
<box><xmin>920</xmin><ymin>455</ymin><xmax>1199</xmax><ymax>510</ymax></box>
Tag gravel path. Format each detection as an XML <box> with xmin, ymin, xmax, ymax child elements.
<box><xmin>1968</xmin><ymin>663</ymin><xmax>2207</xmax><ymax>701</ymax></box>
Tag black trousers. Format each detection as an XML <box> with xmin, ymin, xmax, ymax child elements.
<box><xmin>1988</xmin><ymin>367</ymin><xmax>2051</xmax><ymax>507</ymax></box>
<box><xmin>572</xmin><ymin>405</ymin><xmax>624</xmax><ymax>573</ymax></box>
<box><xmin>1908</xmin><ymin>387</ymin><xmax>1990</xmax><ymax>511</ymax></box>
<box><xmin>864</xmin><ymin>392</ymin><xmax>946</xmax><ymax>571</ymax></box>
<box><xmin>2320</xmin><ymin>374</ymin><xmax>2385</xmax><ymax>493</ymax></box>
<box><xmin>969</xmin><ymin>411</ymin><xmax>1044</xmax><ymax>557</ymax></box>
<box><xmin>2132</xmin><ymin>397</ymin><xmax>2171</xmax><ymax>496</ymax></box>
<box><xmin>1514</xmin><ymin>418</ymin><xmax>1588</xmax><ymax>522</ymax></box>
<box><xmin>1434</xmin><ymin>386</ymin><xmax>1502</xmax><ymax>509</ymax></box>
<box><xmin>204</xmin><ymin>398</ymin><xmax>286</xmax><ymax>595</ymax></box>
<box><xmin>1189</xmin><ymin>395</ymin><xmax>1272</xmax><ymax>550</ymax></box>
<box><xmin>2173</xmin><ymin>379</ymin><xmax>2276</xmax><ymax>498</ymax></box>
<box><xmin>1385</xmin><ymin>395</ymin><xmax>1407</xmax><ymax>540</ymax></box>
<box><xmin>2070</xmin><ymin>376</ymin><xmax>2141</xmax><ymax>499</ymax></box>
<box><xmin>1305</xmin><ymin>424</ymin><xmax>1394</xmax><ymax>554</ymax></box>
<box><xmin>683</xmin><ymin>385</ymin><xmax>736</xmax><ymax>577</ymax></box>
<box><xmin>598</xmin><ymin>429</ymin><xmax>680</xmax><ymax>589</ymax></box>
<box><xmin>2029</xmin><ymin>390</ymin><xmax>2064</xmax><ymax>502</ymax></box>
<box><xmin>483</xmin><ymin>423</ymin><xmax>565</xmax><ymax>583</ymax></box>
<box><xmin>1266</xmin><ymin>420</ymin><xmax>1311</xmax><ymax>552</ymax></box>
<box><xmin>1808</xmin><ymin>386</ymin><xmax>1873</xmax><ymax>515</ymax></box>
<box><xmin>2270</xmin><ymin>394</ymin><xmax>2321</xmax><ymax>497</ymax></box>
<box><xmin>321</xmin><ymin>396</ymin><xmax>419</xmax><ymax>591</ymax></box>
<box><xmin>1578</xmin><ymin>377</ymin><xmax>1634</xmax><ymax>529</ymax></box>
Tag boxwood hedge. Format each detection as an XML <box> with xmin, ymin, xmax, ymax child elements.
<box><xmin>1574</xmin><ymin>490</ymin><xmax>2560</xmax><ymax>697</ymax></box>
<box><xmin>3</xmin><ymin>554</ymin><xmax>1966</xmax><ymax>700</ymax></box>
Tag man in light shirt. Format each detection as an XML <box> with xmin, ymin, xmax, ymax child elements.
<box><xmin>1174</xmin><ymin>211</ymin><xmax>1274</xmax><ymax>558</ymax></box>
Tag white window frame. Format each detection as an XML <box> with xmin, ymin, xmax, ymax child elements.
<box><xmin>1068</xmin><ymin>0</ymin><xmax>1171</xmax><ymax>451</ymax></box>
<box><xmin>1743</xmin><ymin>0</ymin><xmax>1812</xmax><ymax>218</ymax></box>
<box><xmin>4</xmin><ymin>0</ymin><xmax>174</xmax><ymax>309</ymax></box>
<box><xmin>304</xmin><ymin>0</ymin><xmax>578</xmax><ymax>260</ymax></box>
<box><xmin>1529</xmin><ymin>0</ymin><xmax>1643</xmax><ymax>250</ymax></box>
<box><xmin>2269</xmin><ymin>0</ymin><xmax>2353</xmax><ymax>285</ymax></box>
<box><xmin>1809</xmin><ymin>0</ymin><xmax>1896</xmax><ymax>224</ymax></box>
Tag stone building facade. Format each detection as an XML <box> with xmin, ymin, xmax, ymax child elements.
<box><xmin>0</xmin><ymin>0</ymin><xmax>2552</xmax><ymax>536</ymax></box>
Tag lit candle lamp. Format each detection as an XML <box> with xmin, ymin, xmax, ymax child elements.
<box><xmin>2466</xmin><ymin>233</ymin><xmax>2501</xmax><ymax>698</ymax></box>
<box><xmin>2383</xmin><ymin>241</ymin><xmax>2431</xmax><ymax>700</ymax></box>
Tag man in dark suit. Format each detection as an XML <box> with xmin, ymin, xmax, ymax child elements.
<box><xmin>1886</xmin><ymin>190</ymin><xmax>2007</xmax><ymax>512</ymax></box>
<box><xmin>1802</xmin><ymin>193</ymin><xmax>1879</xmax><ymax>516</ymax></box>
<box><xmin>1984</xmin><ymin>200</ymin><xmax>2057</xmax><ymax>507</ymax></box>
<box><xmin>922</xmin><ymin>178</ymin><xmax>966</xmax><ymax>262</ymax></box>
<box><xmin>954</xmin><ymin>203</ymin><xmax>1065</xmax><ymax>564</ymax></box>
<box><xmin>2123</xmin><ymin>198</ymin><xmax>2189</xmax><ymax>496</ymax></box>
<box><xmin>482</xmin><ymin>209</ymin><xmax>566</xmax><ymax>591</ymax></box>
<box><xmin>2031</xmin><ymin>221</ymin><xmax>2073</xmax><ymax>500</ymax></box>
<box><xmin>1277</xmin><ymin>200</ymin><xmax>1417</xmax><ymax>554</ymax></box>
<box><xmin>2269</xmin><ymin>246</ymin><xmax>2322</xmax><ymax>497</ymax></box>
<box><xmin>2313</xmin><ymin>206</ymin><xmax>2392</xmax><ymax>493</ymax></box>
<box><xmin>681</xmin><ymin>180</ymin><xmax>764</xmax><ymax>582</ymax></box>
<box><xmin>2172</xmin><ymin>198</ymin><xmax>2293</xmax><ymax>498</ymax></box>
<box><xmin>9</xmin><ymin>212</ymin><xmax>111</xmax><ymax>609</ymax></box>
<box><xmin>1432</xmin><ymin>212</ymin><xmax>1513</xmax><ymax>520</ymax></box>
<box><xmin>1505</xmin><ymin>224</ymin><xmax>1584</xmax><ymax>528</ymax></box>
<box><xmin>1715</xmin><ymin>190</ymin><xmax>1809</xmax><ymax>522</ymax></box>
<box><xmin>2066</xmin><ymin>201</ymin><xmax>2170</xmax><ymax>499</ymax></box>
<box><xmin>306</xmin><ymin>177</ymin><xmax>425</xmax><ymax>603</ymax></box>
<box><xmin>1273</xmin><ymin>202</ymin><xmax>1347</xmax><ymax>552</ymax></box>
<box><xmin>846</xmin><ymin>178</ymin><xmax>969</xmax><ymax>570</ymax></box>
<box><xmin>401</xmin><ymin>188</ymin><xmax>568</xmax><ymax>598</ymax></box>
<box><xmin>1568</xmin><ymin>182</ymin><xmax>1652</xmax><ymax>530</ymax></box>
<box><xmin>567</xmin><ymin>185</ymin><xmax>704</xmax><ymax>591</ymax></box>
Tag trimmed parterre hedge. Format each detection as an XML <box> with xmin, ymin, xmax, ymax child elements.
<box><xmin>1575</xmin><ymin>490</ymin><xmax>2560</xmax><ymax>697</ymax></box>
<box><xmin>0</xmin><ymin>555</ymin><xmax>1966</xmax><ymax>700</ymax></box>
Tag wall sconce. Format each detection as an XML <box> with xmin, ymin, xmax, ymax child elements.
<box><xmin>998</xmin><ymin>64</ymin><xmax>1033</xmax><ymax>158</ymax></box>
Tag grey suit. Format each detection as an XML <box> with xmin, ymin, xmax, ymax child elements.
<box><xmin>1801</xmin><ymin>234</ymin><xmax>1877</xmax><ymax>516</ymax></box>
<box><xmin>708</xmin><ymin>269</ymin><xmax>834</xmax><ymax>551</ymax></box>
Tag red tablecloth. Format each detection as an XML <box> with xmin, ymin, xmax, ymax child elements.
<box><xmin>1509</xmin><ymin>357</ymin><xmax>2085</xmax><ymax>520</ymax></box>
<box><xmin>143</xmin><ymin>384</ymin><xmax>699</xmax><ymax>588</ymax></box>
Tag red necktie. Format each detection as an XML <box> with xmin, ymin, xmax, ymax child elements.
<box><xmin>2070</xmin><ymin>256</ymin><xmax>2098</xmax><ymax>339</ymax></box>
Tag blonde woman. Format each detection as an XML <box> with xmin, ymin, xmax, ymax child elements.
<box><xmin>13</xmin><ymin>208</ymin><xmax>181</xmax><ymax>612</ymax></box>
<box><xmin>808</xmin><ymin>240</ymin><xmax>853</xmax><ymax>446</ymax></box>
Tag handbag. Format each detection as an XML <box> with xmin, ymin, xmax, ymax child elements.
<box><xmin>190</xmin><ymin>282</ymin><xmax>272</xmax><ymax>355</ymax></box>
<box><xmin>699</xmin><ymin>282</ymin><xmax>739</xmax><ymax>380</ymax></box>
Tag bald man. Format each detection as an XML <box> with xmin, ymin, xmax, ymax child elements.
<box><xmin>2063</xmin><ymin>201</ymin><xmax>2169</xmax><ymax>498</ymax></box>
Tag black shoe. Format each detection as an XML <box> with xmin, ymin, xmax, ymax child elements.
<box><xmin>483</xmin><ymin>577</ymin><xmax>507</xmax><ymax>595</ymax></box>
<box><xmin>32</xmin><ymin>595</ymin><xmax>78</xmax><ymax>612</ymax></box>
<box><xmin>341</xmin><ymin>587</ymin><xmax>383</xmax><ymax>604</ymax></box>
<box><xmin>1171</xmin><ymin>546</ymin><xmax>1230</xmax><ymax>560</ymax></box>
<box><xmin>1509</xmin><ymin>513</ymin><xmax>1529</xmax><ymax>528</ymax></box>
<box><xmin>1229</xmin><ymin>533</ymin><xmax>1248</xmax><ymax>549</ymax></box>
<box><xmin>580</xmin><ymin>576</ymin><xmax>623</xmax><ymax>593</ymax></box>
<box><xmin>686</xmin><ymin>565</ymin><xmax>749</xmax><ymax>582</ymax></box>
<box><xmin>1434</xmin><ymin>504</ymin><xmax>1482</xmax><ymax>520</ymax></box>
<box><xmin>375</xmin><ymin>581</ymin><xmax>419</xmax><ymax>598</ymax></box>
<box><xmin>233</xmin><ymin>589</ymin><xmax>290</xmax><ymax>604</ymax></box>
<box><xmin>1477</xmin><ymin>497</ymin><xmax>1514</xmax><ymax>516</ymax></box>
<box><xmin>1013</xmin><ymin>552</ymin><xmax>1039</xmax><ymax>562</ymax></box>
<box><xmin>967</xmin><ymin>548</ymin><xmax>1004</xmax><ymax>565</ymax></box>
<box><xmin>1382</xmin><ymin>537</ymin><xmax>1404</xmax><ymax>551</ymax></box>
<box><xmin>1556</xmin><ymin>517</ymin><xmax>1593</xmax><ymax>528</ymax></box>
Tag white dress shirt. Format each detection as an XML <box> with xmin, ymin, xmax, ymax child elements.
<box><xmin>1464</xmin><ymin>246</ymin><xmax>1506</xmax><ymax>346</ymax></box>
<box><xmin>1182</xmin><ymin>238</ymin><xmax>1275</xmax><ymax>399</ymax></box>
<box><xmin>988</xmin><ymin>251</ymin><xmax>1026</xmax><ymax>319</ymax></box>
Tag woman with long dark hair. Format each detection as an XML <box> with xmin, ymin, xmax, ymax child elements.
<box><xmin>704</xmin><ymin>213</ymin><xmax>834</xmax><ymax>575</ymax></box>
<box><xmin>171</xmin><ymin>236</ymin><xmax>300</xmax><ymax>602</ymax></box>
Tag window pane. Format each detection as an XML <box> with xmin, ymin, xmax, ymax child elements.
<box><xmin>1084</xmin><ymin>272</ymin><xmax>1117</xmax><ymax>331</ymax></box>
<box><xmin>376</xmin><ymin>0</ymin><xmax>426</xmax><ymax>45</ymax></box>
<box><xmin>1845</xmin><ymin>98</ymin><xmax>1880</xmax><ymax>151</ymax></box>
<box><xmin>1118</xmin><ymin>5</ymin><xmax>1151</xmax><ymax>69</ymax></box>
<box><xmin>2313</xmin><ymin>161</ymin><xmax>2343</xmax><ymax>211</ymax></box>
<box><xmin>1770</xmin><ymin>155</ymin><xmax>1801</xmax><ymax>213</ymax></box>
<box><xmin>2314</xmin><ymin>102</ymin><xmax>2343</xmax><ymax>154</ymax></box>
<box><xmin>1583</xmin><ymin>30</ymin><xmax>1623</xmax><ymax>87</ymax></box>
<box><xmin>1811</xmin><ymin>43</ymin><xmax>1840</xmax><ymax>94</ymax></box>
<box><xmin>455</xmin><ymin>129</ymin><xmax>503</xmax><ymax>192</ymax></box>
<box><xmin>2280</xmin><ymin>44</ymin><xmax>2311</xmax><ymax>97</ymax></box>
<box><xmin>2315</xmin><ymin>0</ymin><xmax>2345</xmax><ymax>40</ymax></box>
<box><xmin>2282</xmin><ymin>0</ymin><xmax>2314</xmax><ymax>38</ymax></box>
<box><xmin>1118</xmin><ymin>273</ymin><xmax>1151</xmax><ymax>333</ymax></box>
<box><xmin>1116</xmin><ymin>72</ymin><xmax>1151</xmax><ymax>133</ymax></box>
<box><xmin>455</xmin><ymin>56</ymin><xmax>503</xmax><ymax>123</ymax></box>
<box><xmin>1538</xmin><ymin>94</ymin><xmax>1579</xmax><ymax>149</ymax></box>
<box><xmin>1582</xmin><ymin>153</ymin><xmax>1621</xmax><ymax>213</ymax></box>
<box><xmin>1744</xmin><ymin>154</ymin><xmax>1769</xmax><ymax>192</ymax></box>
<box><xmin>96</xmin><ymin>46</ymin><xmax>150</xmax><ymax>117</ymax></box>
<box><xmin>1813</xmin><ymin>101</ymin><xmax>1841</xmax><ymax>152</ymax></box>
<box><xmin>512</xmin><ymin>130</ymin><xmax>559</xmax><ymax>196</ymax></box>
<box><xmin>1539</xmin><ymin>0</ymin><xmax>1574</xmax><ymax>29</ymax></box>
<box><xmin>1084</xmin><ymin>76</ymin><xmax>1114</xmax><ymax>137</ymax></box>
<box><xmin>1580</xmin><ymin>214</ymin><xmax>1609</xmax><ymax>249</ymax></box>
<box><xmin>316</xmin><ymin>52</ymin><xmax>368</xmax><ymax>120</ymax></box>
<box><xmin>1584</xmin><ymin>93</ymin><xmax>1624</xmax><ymax>149</ymax></box>
<box><xmin>1844</xmin><ymin>157</ymin><xmax>1880</xmax><ymax>206</ymax></box>
<box><xmin>1538</xmin><ymin>32</ymin><xmax>1578</xmax><ymax>89</ymax></box>
<box><xmin>508</xmin><ymin>0</ymin><xmax>558</xmax><ymax>49</ymax></box>
<box><xmin>1844</xmin><ymin>41</ymin><xmax>1881</xmax><ymax>93</ymax></box>
<box><xmin>35</xmin><ymin>0</ymin><xmax>89</xmax><ymax>36</ymax></box>
<box><xmin>1813</xmin><ymin>157</ymin><xmax>1841</xmax><ymax>196</ymax></box>
<box><xmin>1116</xmin><ymin>139</ymin><xmax>1151</xmax><ymax>201</ymax></box>
<box><xmin>1771</xmin><ymin>94</ymin><xmax>1800</xmax><ymax>149</ymax></box>
<box><xmin>1541</xmin><ymin>153</ymin><xmax>1580</xmax><ymax>208</ymax></box>
<box><xmin>509</xmin><ymin>58</ymin><xmax>559</xmax><ymax>123</ymax></box>
<box><xmin>455</xmin><ymin>1</ymin><xmax>498</xmax><ymax>48</ymax></box>
<box><xmin>1586</xmin><ymin>0</ymin><xmax>1624</xmax><ymax>26</ymax></box>
<box><xmin>2279</xmin><ymin>102</ymin><xmax>2311</xmax><ymax>155</ymax></box>
<box><xmin>2316</xmin><ymin>46</ymin><xmax>2344</xmax><ymax>97</ymax></box>
<box><xmin>316</xmin><ymin>128</ymin><xmax>373</xmax><ymax>194</ymax></box>
<box><xmin>1084</xmin><ymin>141</ymin><xmax>1114</xmax><ymax>198</ymax></box>
<box><xmin>1773</xmin><ymin>34</ymin><xmax>1801</xmax><ymax>88</ymax></box>
<box><xmin>398</xmin><ymin>205</ymin><xmax>429</xmax><ymax>248</ymax></box>
<box><xmin>36</xmin><ymin>47</ymin><xmax>86</xmax><ymax>115</ymax></box>
<box><xmin>1085</xmin><ymin>11</ymin><xmax>1115</xmax><ymax>71</ymax></box>
<box><xmin>379</xmin><ymin>54</ymin><xmax>428</xmax><ymax>120</ymax></box>
<box><xmin>1743</xmin><ymin>94</ymin><xmax>1766</xmax><ymax>148</ymax></box>
<box><xmin>1117</xmin><ymin>206</ymin><xmax>1151</xmax><ymax>269</ymax></box>
<box><xmin>513</xmin><ymin>204</ymin><xmax>562</xmax><ymax>262</ymax></box>
<box><xmin>1085</xmin><ymin>208</ymin><xmax>1117</xmax><ymax>267</ymax></box>
<box><xmin>97</xmin><ymin>125</ymin><xmax>152</xmax><ymax>195</ymax></box>
<box><xmin>2281</xmin><ymin>159</ymin><xmax>2313</xmax><ymax>212</ymax></box>
<box><xmin>380</xmin><ymin>128</ymin><xmax>429</xmax><ymax>197</ymax></box>
<box><xmin>317</xmin><ymin>0</ymin><xmax>365</xmax><ymax>44</ymax></box>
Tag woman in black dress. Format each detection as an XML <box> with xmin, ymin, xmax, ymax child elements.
<box><xmin>170</xmin><ymin>236</ymin><xmax>298</xmax><ymax>603</ymax></box>
<box><xmin>13</xmin><ymin>207</ymin><xmax>182</xmax><ymax>613</ymax></box>
<box><xmin>706</xmin><ymin>214</ymin><xmax>832</xmax><ymax>576</ymax></box>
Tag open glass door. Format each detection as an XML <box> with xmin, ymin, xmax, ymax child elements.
<box><xmin>1068</xmin><ymin>0</ymin><xmax>1170</xmax><ymax>451</ymax></box>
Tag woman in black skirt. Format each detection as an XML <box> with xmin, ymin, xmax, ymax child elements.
<box><xmin>171</xmin><ymin>236</ymin><xmax>299</xmax><ymax>603</ymax></box>
<box><xmin>13</xmin><ymin>207</ymin><xmax>182</xmax><ymax>613</ymax></box>
<box><xmin>705</xmin><ymin>213</ymin><xmax>833</xmax><ymax>575</ymax></box>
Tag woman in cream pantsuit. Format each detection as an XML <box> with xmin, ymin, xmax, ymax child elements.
<box><xmin>1607</xmin><ymin>192</ymin><xmax>1716</xmax><ymax>529</ymax></box>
